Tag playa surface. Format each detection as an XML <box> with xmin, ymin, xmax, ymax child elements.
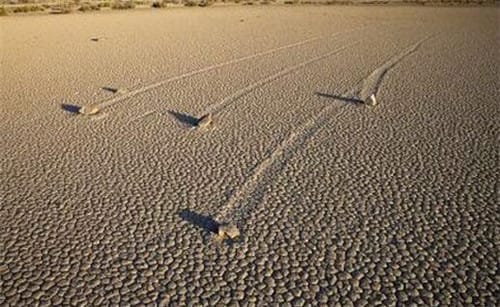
<box><xmin>1</xmin><ymin>6</ymin><xmax>498</xmax><ymax>305</ymax></box>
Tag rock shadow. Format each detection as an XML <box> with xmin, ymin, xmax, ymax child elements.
<box><xmin>168</xmin><ymin>110</ymin><xmax>199</xmax><ymax>128</ymax></box>
<box><xmin>91</xmin><ymin>37</ymin><xmax>107</xmax><ymax>42</ymax></box>
<box><xmin>61</xmin><ymin>103</ymin><xmax>81</xmax><ymax>114</ymax></box>
<box><xmin>178</xmin><ymin>209</ymin><xmax>219</xmax><ymax>234</ymax></box>
<box><xmin>315</xmin><ymin>92</ymin><xmax>364</xmax><ymax>104</ymax></box>
<box><xmin>102</xmin><ymin>86</ymin><xmax>119</xmax><ymax>93</ymax></box>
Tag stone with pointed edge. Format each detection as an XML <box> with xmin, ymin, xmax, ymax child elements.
<box><xmin>79</xmin><ymin>105</ymin><xmax>100</xmax><ymax>116</ymax></box>
<box><xmin>197</xmin><ymin>113</ymin><xmax>213</xmax><ymax>128</ymax></box>
<box><xmin>366</xmin><ymin>94</ymin><xmax>377</xmax><ymax>106</ymax></box>
<box><xmin>217</xmin><ymin>223</ymin><xmax>240</xmax><ymax>240</ymax></box>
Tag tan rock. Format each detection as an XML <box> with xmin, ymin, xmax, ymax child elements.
<box><xmin>197</xmin><ymin>113</ymin><xmax>212</xmax><ymax>128</ymax></box>
<box><xmin>79</xmin><ymin>105</ymin><xmax>100</xmax><ymax>116</ymax></box>
<box><xmin>116</xmin><ymin>88</ymin><xmax>128</xmax><ymax>95</ymax></box>
<box><xmin>366</xmin><ymin>94</ymin><xmax>377</xmax><ymax>106</ymax></box>
<box><xmin>217</xmin><ymin>223</ymin><xmax>240</xmax><ymax>240</ymax></box>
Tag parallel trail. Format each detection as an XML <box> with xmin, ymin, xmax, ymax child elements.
<box><xmin>204</xmin><ymin>41</ymin><xmax>360</xmax><ymax>115</ymax></box>
<box><xmin>91</xmin><ymin>26</ymin><xmax>371</xmax><ymax>113</ymax></box>
<box><xmin>215</xmin><ymin>35</ymin><xmax>435</xmax><ymax>226</ymax></box>
<box><xmin>130</xmin><ymin>28</ymin><xmax>377</xmax><ymax>124</ymax></box>
<box><xmin>153</xmin><ymin>41</ymin><xmax>358</xmax><ymax>146</ymax></box>
<box><xmin>214</xmin><ymin>103</ymin><xmax>351</xmax><ymax>224</ymax></box>
<box><xmin>93</xmin><ymin>37</ymin><xmax>320</xmax><ymax>111</ymax></box>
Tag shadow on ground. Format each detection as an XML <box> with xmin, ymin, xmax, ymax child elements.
<box><xmin>178</xmin><ymin>209</ymin><xmax>219</xmax><ymax>233</ymax></box>
<box><xmin>315</xmin><ymin>92</ymin><xmax>364</xmax><ymax>104</ymax></box>
<box><xmin>102</xmin><ymin>87</ymin><xmax>119</xmax><ymax>93</ymax></box>
<box><xmin>168</xmin><ymin>110</ymin><xmax>199</xmax><ymax>128</ymax></box>
<box><xmin>61</xmin><ymin>103</ymin><xmax>81</xmax><ymax>114</ymax></box>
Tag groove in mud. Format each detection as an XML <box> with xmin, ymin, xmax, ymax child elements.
<box><xmin>214</xmin><ymin>99</ymin><xmax>352</xmax><ymax>225</ymax></box>
<box><xmin>128</xmin><ymin>110</ymin><xmax>156</xmax><ymax>123</ymax></box>
<box><xmin>93</xmin><ymin>37</ymin><xmax>321</xmax><ymax>111</ymax></box>
<box><xmin>359</xmin><ymin>35</ymin><xmax>433</xmax><ymax>101</ymax></box>
<box><xmin>89</xmin><ymin>26</ymin><xmax>372</xmax><ymax>113</ymax></box>
<box><xmin>215</xmin><ymin>36</ymin><xmax>434</xmax><ymax>228</ymax></box>
<box><xmin>204</xmin><ymin>41</ymin><xmax>360</xmax><ymax>115</ymax></box>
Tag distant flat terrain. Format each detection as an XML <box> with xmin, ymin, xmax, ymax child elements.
<box><xmin>0</xmin><ymin>6</ymin><xmax>498</xmax><ymax>306</ymax></box>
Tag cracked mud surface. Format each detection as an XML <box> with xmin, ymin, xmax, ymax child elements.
<box><xmin>1</xmin><ymin>6</ymin><xmax>498</xmax><ymax>306</ymax></box>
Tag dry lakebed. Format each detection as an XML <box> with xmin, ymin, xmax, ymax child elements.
<box><xmin>0</xmin><ymin>5</ymin><xmax>498</xmax><ymax>306</ymax></box>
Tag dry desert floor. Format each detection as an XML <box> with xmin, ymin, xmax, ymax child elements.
<box><xmin>0</xmin><ymin>5</ymin><xmax>499</xmax><ymax>306</ymax></box>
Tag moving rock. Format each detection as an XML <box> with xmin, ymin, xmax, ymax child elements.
<box><xmin>365</xmin><ymin>94</ymin><xmax>377</xmax><ymax>106</ymax></box>
<box><xmin>197</xmin><ymin>113</ymin><xmax>213</xmax><ymax>128</ymax></box>
<box><xmin>217</xmin><ymin>223</ymin><xmax>240</xmax><ymax>240</ymax></box>
<box><xmin>79</xmin><ymin>105</ymin><xmax>100</xmax><ymax>116</ymax></box>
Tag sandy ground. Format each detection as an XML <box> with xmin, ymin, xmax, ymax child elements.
<box><xmin>1</xmin><ymin>6</ymin><xmax>499</xmax><ymax>306</ymax></box>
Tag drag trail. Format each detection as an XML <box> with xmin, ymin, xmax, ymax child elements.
<box><xmin>91</xmin><ymin>36</ymin><xmax>321</xmax><ymax>111</ymax></box>
<box><xmin>89</xmin><ymin>26</ymin><xmax>370</xmax><ymax>114</ymax></box>
<box><xmin>122</xmin><ymin>27</ymin><xmax>377</xmax><ymax>127</ymax></box>
<box><xmin>214</xmin><ymin>35</ymin><xmax>436</xmax><ymax>226</ymax></box>
<box><xmin>202</xmin><ymin>41</ymin><xmax>360</xmax><ymax>115</ymax></box>
<box><xmin>140</xmin><ymin>40</ymin><xmax>360</xmax><ymax>129</ymax></box>
<box><xmin>145</xmin><ymin>37</ymin><xmax>363</xmax><ymax>166</ymax></box>
<box><xmin>358</xmin><ymin>35</ymin><xmax>436</xmax><ymax>101</ymax></box>
<box><xmin>1</xmin><ymin>7</ymin><xmax>497</xmax><ymax>306</ymax></box>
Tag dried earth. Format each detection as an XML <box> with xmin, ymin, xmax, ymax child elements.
<box><xmin>0</xmin><ymin>6</ymin><xmax>498</xmax><ymax>306</ymax></box>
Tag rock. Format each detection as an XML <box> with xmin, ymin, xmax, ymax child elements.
<box><xmin>217</xmin><ymin>223</ymin><xmax>240</xmax><ymax>240</ymax></box>
<box><xmin>365</xmin><ymin>94</ymin><xmax>377</xmax><ymax>106</ymax></box>
<box><xmin>79</xmin><ymin>105</ymin><xmax>100</xmax><ymax>116</ymax></box>
<box><xmin>197</xmin><ymin>113</ymin><xmax>212</xmax><ymax>128</ymax></box>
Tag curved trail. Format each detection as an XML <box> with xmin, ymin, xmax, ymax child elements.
<box><xmin>359</xmin><ymin>35</ymin><xmax>434</xmax><ymax>100</ymax></box>
<box><xmin>22</xmin><ymin>35</ymin><xmax>320</xmax><ymax>128</ymax></box>
<box><xmin>152</xmin><ymin>40</ymin><xmax>359</xmax><ymax>145</ymax></box>
<box><xmin>91</xmin><ymin>37</ymin><xmax>319</xmax><ymax>111</ymax></box>
<box><xmin>203</xmin><ymin>41</ymin><xmax>360</xmax><ymax>115</ymax></box>
<box><xmin>131</xmin><ymin>36</ymin><xmax>369</xmax><ymax>124</ymax></box>
<box><xmin>214</xmin><ymin>97</ymin><xmax>352</xmax><ymax>224</ymax></box>
<box><xmin>90</xmin><ymin>26</ymin><xmax>370</xmax><ymax>112</ymax></box>
<box><xmin>214</xmin><ymin>35</ymin><xmax>434</xmax><ymax>227</ymax></box>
